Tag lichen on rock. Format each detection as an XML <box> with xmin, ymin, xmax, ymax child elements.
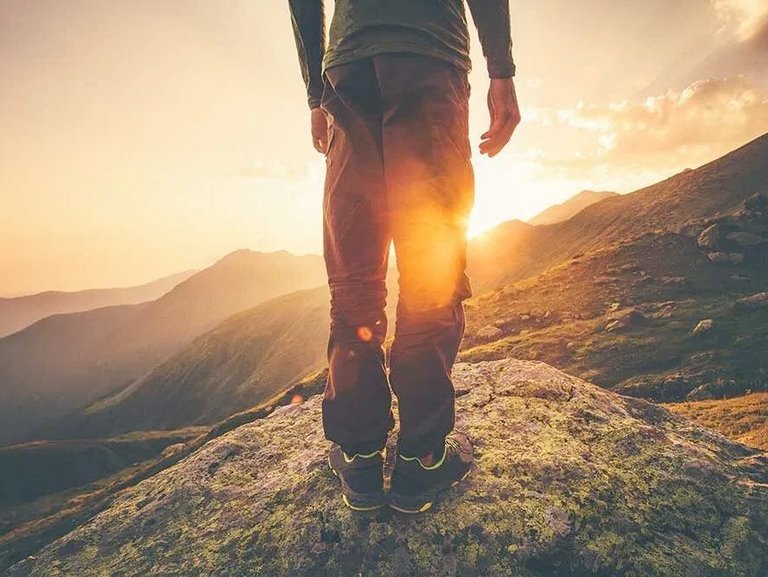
<box><xmin>7</xmin><ymin>359</ymin><xmax>768</xmax><ymax>577</ymax></box>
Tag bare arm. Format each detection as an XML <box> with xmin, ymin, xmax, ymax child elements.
<box><xmin>466</xmin><ymin>0</ymin><xmax>521</xmax><ymax>157</ymax></box>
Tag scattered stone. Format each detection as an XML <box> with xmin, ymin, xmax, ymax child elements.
<box><xmin>730</xmin><ymin>274</ymin><xmax>751</xmax><ymax>283</ymax></box>
<box><xmin>728</xmin><ymin>252</ymin><xmax>745</xmax><ymax>264</ymax></box>
<box><xmin>736</xmin><ymin>292</ymin><xmax>768</xmax><ymax>309</ymax></box>
<box><xmin>609</xmin><ymin>302</ymin><xmax>621</xmax><ymax>312</ymax></box>
<box><xmin>620</xmin><ymin>263</ymin><xmax>640</xmax><ymax>272</ymax></box>
<box><xmin>605</xmin><ymin>307</ymin><xmax>645</xmax><ymax>332</ymax></box>
<box><xmin>476</xmin><ymin>324</ymin><xmax>503</xmax><ymax>340</ymax></box>
<box><xmin>660</xmin><ymin>276</ymin><xmax>686</xmax><ymax>285</ymax></box>
<box><xmin>726</xmin><ymin>231</ymin><xmax>766</xmax><ymax>246</ymax></box>
<box><xmin>520</xmin><ymin>314</ymin><xmax>531</xmax><ymax>321</ymax></box>
<box><xmin>707</xmin><ymin>252</ymin><xmax>730</xmax><ymax>263</ymax></box>
<box><xmin>161</xmin><ymin>443</ymin><xmax>186</xmax><ymax>459</ymax></box>
<box><xmin>565</xmin><ymin>341</ymin><xmax>577</xmax><ymax>350</ymax></box>
<box><xmin>697</xmin><ymin>223</ymin><xmax>722</xmax><ymax>250</ymax></box>
<box><xmin>692</xmin><ymin>319</ymin><xmax>714</xmax><ymax>335</ymax></box>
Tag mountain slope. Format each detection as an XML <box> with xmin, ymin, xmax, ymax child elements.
<box><xmin>462</xmin><ymin>193</ymin><xmax>768</xmax><ymax>401</ymax></box>
<box><xmin>36</xmin><ymin>286</ymin><xmax>331</xmax><ymax>439</ymax></box>
<box><xmin>0</xmin><ymin>270</ymin><xmax>195</xmax><ymax>339</ymax></box>
<box><xmin>8</xmin><ymin>359</ymin><xmax>767</xmax><ymax>577</ymax></box>
<box><xmin>468</xmin><ymin>133</ymin><xmax>768</xmax><ymax>291</ymax></box>
<box><xmin>0</xmin><ymin>251</ymin><xmax>326</xmax><ymax>446</ymax></box>
<box><xmin>528</xmin><ymin>190</ymin><xmax>618</xmax><ymax>226</ymax></box>
<box><xmin>665</xmin><ymin>392</ymin><xmax>768</xmax><ymax>451</ymax></box>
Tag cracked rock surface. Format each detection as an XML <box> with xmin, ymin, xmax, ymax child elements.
<box><xmin>8</xmin><ymin>359</ymin><xmax>768</xmax><ymax>577</ymax></box>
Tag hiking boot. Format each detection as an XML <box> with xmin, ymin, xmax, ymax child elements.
<box><xmin>389</xmin><ymin>431</ymin><xmax>473</xmax><ymax>514</ymax></box>
<box><xmin>328</xmin><ymin>444</ymin><xmax>386</xmax><ymax>511</ymax></box>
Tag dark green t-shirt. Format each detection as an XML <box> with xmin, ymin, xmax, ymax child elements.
<box><xmin>290</xmin><ymin>0</ymin><xmax>515</xmax><ymax>109</ymax></box>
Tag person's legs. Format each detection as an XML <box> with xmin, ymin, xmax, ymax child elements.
<box><xmin>320</xmin><ymin>59</ymin><xmax>394</xmax><ymax>458</ymax></box>
<box><xmin>375</xmin><ymin>54</ymin><xmax>475</xmax><ymax>459</ymax></box>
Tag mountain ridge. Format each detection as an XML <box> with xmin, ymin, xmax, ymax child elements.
<box><xmin>0</xmin><ymin>270</ymin><xmax>196</xmax><ymax>339</ymax></box>
<box><xmin>528</xmin><ymin>190</ymin><xmax>619</xmax><ymax>226</ymax></box>
<box><xmin>0</xmin><ymin>250</ymin><xmax>326</xmax><ymax>446</ymax></box>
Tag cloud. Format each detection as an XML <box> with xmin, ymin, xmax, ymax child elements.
<box><xmin>712</xmin><ymin>0</ymin><xmax>768</xmax><ymax>41</ymax></box>
<box><xmin>535</xmin><ymin>77</ymin><xmax>768</xmax><ymax>180</ymax></box>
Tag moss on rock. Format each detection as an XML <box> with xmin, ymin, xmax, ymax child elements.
<box><xmin>7</xmin><ymin>359</ymin><xmax>768</xmax><ymax>577</ymax></box>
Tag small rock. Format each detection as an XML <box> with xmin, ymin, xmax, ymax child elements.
<box><xmin>605</xmin><ymin>308</ymin><xmax>645</xmax><ymax>332</ymax></box>
<box><xmin>730</xmin><ymin>274</ymin><xmax>751</xmax><ymax>283</ymax></box>
<box><xmin>620</xmin><ymin>263</ymin><xmax>640</xmax><ymax>272</ymax></box>
<box><xmin>736</xmin><ymin>292</ymin><xmax>768</xmax><ymax>309</ymax></box>
<box><xmin>161</xmin><ymin>443</ymin><xmax>186</xmax><ymax>458</ymax></box>
<box><xmin>476</xmin><ymin>324</ymin><xmax>503</xmax><ymax>340</ymax></box>
<box><xmin>728</xmin><ymin>253</ymin><xmax>745</xmax><ymax>264</ymax></box>
<box><xmin>697</xmin><ymin>223</ymin><xmax>722</xmax><ymax>250</ymax></box>
<box><xmin>707</xmin><ymin>252</ymin><xmax>730</xmax><ymax>263</ymax></box>
<box><xmin>726</xmin><ymin>231</ymin><xmax>766</xmax><ymax>246</ymax></box>
<box><xmin>692</xmin><ymin>319</ymin><xmax>714</xmax><ymax>335</ymax></box>
<box><xmin>661</xmin><ymin>276</ymin><xmax>686</xmax><ymax>285</ymax></box>
<box><xmin>609</xmin><ymin>302</ymin><xmax>621</xmax><ymax>312</ymax></box>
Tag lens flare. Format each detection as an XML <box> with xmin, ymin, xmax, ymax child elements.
<box><xmin>357</xmin><ymin>326</ymin><xmax>373</xmax><ymax>342</ymax></box>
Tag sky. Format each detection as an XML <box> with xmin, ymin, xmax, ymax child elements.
<box><xmin>1</xmin><ymin>0</ymin><xmax>767</xmax><ymax>296</ymax></box>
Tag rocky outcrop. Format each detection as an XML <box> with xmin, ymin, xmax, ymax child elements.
<box><xmin>8</xmin><ymin>359</ymin><xmax>768</xmax><ymax>577</ymax></box>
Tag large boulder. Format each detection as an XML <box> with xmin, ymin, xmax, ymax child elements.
<box><xmin>8</xmin><ymin>359</ymin><xmax>768</xmax><ymax>577</ymax></box>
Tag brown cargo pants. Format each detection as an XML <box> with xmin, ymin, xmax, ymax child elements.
<box><xmin>320</xmin><ymin>53</ymin><xmax>474</xmax><ymax>458</ymax></box>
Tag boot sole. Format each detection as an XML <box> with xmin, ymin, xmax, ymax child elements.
<box><xmin>328</xmin><ymin>457</ymin><xmax>386</xmax><ymax>512</ymax></box>
<box><xmin>388</xmin><ymin>469</ymin><xmax>471</xmax><ymax>514</ymax></box>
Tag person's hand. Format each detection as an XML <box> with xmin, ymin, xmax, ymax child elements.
<box><xmin>311</xmin><ymin>107</ymin><xmax>329</xmax><ymax>154</ymax></box>
<box><xmin>480</xmin><ymin>78</ymin><xmax>520</xmax><ymax>157</ymax></box>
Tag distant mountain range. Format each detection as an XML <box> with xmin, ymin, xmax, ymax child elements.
<box><xmin>0</xmin><ymin>250</ymin><xmax>326</xmax><ymax>446</ymax></box>
<box><xmin>0</xmin><ymin>270</ymin><xmax>196</xmax><ymax>339</ymax></box>
<box><xmin>528</xmin><ymin>190</ymin><xmax>618</xmax><ymax>226</ymax></box>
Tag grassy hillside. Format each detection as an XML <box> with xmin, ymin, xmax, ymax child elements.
<box><xmin>0</xmin><ymin>429</ymin><xmax>205</xmax><ymax>508</ymax></box>
<box><xmin>0</xmin><ymin>250</ymin><xmax>326</xmax><ymax>446</ymax></box>
<box><xmin>35</xmin><ymin>286</ymin><xmax>331</xmax><ymax>440</ymax></box>
<box><xmin>664</xmin><ymin>392</ymin><xmax>768</xmax><ymax>451</ymax></box>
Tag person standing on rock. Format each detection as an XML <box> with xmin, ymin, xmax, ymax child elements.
<box><xmin>289</xmin><ymin>0</ymin><xmax>520</xmax><ymax>513</ymax></box>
